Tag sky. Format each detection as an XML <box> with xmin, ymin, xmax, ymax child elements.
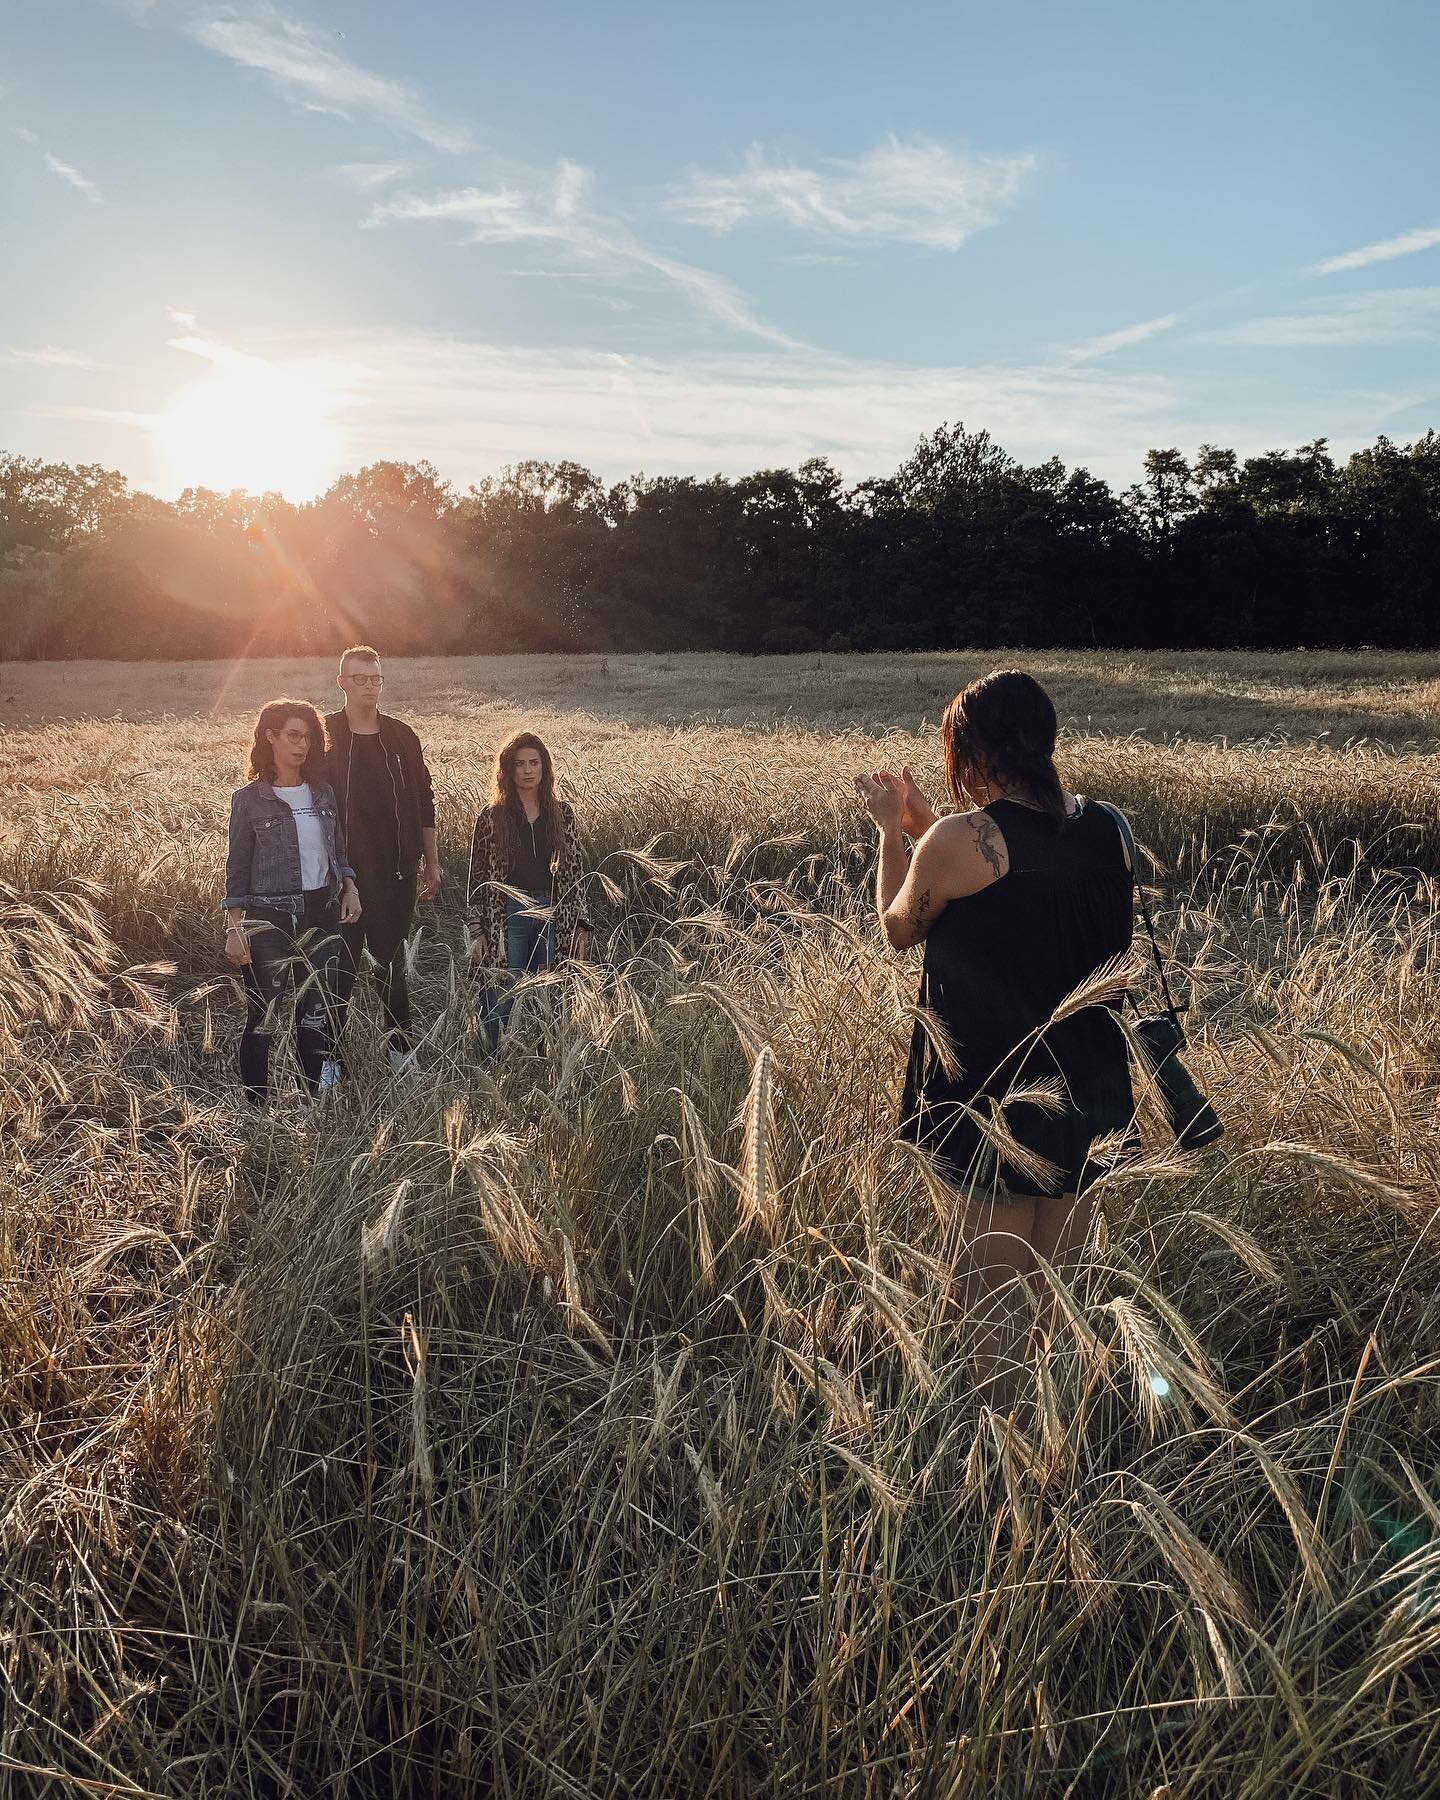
<box><xmin>2</xmin><ymin>0</ymin><xmax>1438</xmax><ymax>500</ymax></box>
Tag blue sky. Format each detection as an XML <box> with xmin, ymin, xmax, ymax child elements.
<box><xmin>2</xmin><ymin>0</ymin><xmax>1437</xmax><ymax>498</ymax></box>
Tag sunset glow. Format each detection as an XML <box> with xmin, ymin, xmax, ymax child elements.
<box><xmin>152</xmin><ymin>340</ymin><xmax>353</xmax><ymax>500</ymax></box>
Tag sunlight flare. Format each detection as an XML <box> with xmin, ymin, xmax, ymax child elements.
<box><xmin>152</xmin><ymin>338</ymin><xmax>358</xmax><ymax>499</ymax></box>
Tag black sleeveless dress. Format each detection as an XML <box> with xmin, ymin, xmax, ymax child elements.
<box><xmin>899</xmin><ymin>798</ymin><xmax>1135</xmax><ymax>1198</ymax></box>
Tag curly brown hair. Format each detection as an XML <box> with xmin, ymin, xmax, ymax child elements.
<box><xmin>942</xmin><ymin>669</ymin><xmax>1067</xmax><ymax>826</ymax></box>
<box><xmin>246</xmin><ymin>699</ymin><xmax>328</xmax><ymax>786</ymax></box>
<box><xmin>489</xmin><ymin>731</ymin><xmax>562</xmax><ymax>860</ymax></box>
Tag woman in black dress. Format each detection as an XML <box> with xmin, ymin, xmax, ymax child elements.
<box><xmin>855</xmin><ymin>669</ymin><xmax>1135</xmax><ymax>1405</ymax></box>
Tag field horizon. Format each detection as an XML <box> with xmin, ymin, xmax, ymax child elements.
<box><xmin>5</xmin><ymin>646</ymin><xmax>1440</xmax><ymax>747</ymax></box>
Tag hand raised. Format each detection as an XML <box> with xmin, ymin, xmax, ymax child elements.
<box><xmin>898</xmin><ymin>765</ymin><xmax>937</xmax><ymax>837</ymax></box>
<box><xmin>854</xmin><ymin>770</ymin><xmax>905</xmax><ymax>831</ymax></box>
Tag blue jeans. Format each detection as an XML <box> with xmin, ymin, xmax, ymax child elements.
<box><xmin>477</xmin><ymin>892</ymin><xmax>556</xmax><ymax>1054</ymax></box>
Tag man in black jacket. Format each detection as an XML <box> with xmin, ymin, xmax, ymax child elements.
<box><xmin>324</xmin><ymin>645</ymin><xmax>440</xmax><ymax>1075</ymax></box>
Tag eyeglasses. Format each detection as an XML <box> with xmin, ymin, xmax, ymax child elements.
<box><xmin>348</xmin><ymin>672</ymin><xmax>384</xmax><ymax>687</ymax></box>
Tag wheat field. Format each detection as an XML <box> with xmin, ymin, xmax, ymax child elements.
<box><xmin>2</xmin><ymin>651</ymin><xmax>1439</xmax><ymax>1798</ymax></box>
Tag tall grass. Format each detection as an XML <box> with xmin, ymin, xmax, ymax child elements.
<box><xmin>6</xmin><ymin>711</ymin><xmax>1440</xmax><ymax>960</ymax></box>
<box><xmin>3</xmin><ymin>683</ymin><xmax>1440</xmax><ymax>1795</ymax></box>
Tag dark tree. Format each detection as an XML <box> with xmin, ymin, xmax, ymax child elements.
<box><xmin>3</xmin><ymin>425</ymin><xmax>1438</xmax><ymax>659</ymax></box>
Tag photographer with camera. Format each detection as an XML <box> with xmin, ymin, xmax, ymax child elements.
<box><xmin>856</xmin><ymin>668</ymin><xmax>1141</xmax><ymax>1409</ymax></box>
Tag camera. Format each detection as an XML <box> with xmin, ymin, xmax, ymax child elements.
<box><xmin>1135</xmin><ymin>1011</ymin><xmax>1224</xmax><ymax>1151</ymax></box>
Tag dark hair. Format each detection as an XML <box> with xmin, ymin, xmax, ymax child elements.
<box><xmin>339</xmin><ymin>644</ymin><xmax>381</xmax><ymax>675</ymax></box>
<box><xmin>247</xmin><ymin>699</ymin><xmax>328</xmax><ymax>785</ymax></box>
<box><xmin>489</xmin><ymin>731</ymin><xmax>562</xmax><ymax>860</ymax></box>
<box><xmin>942</xmin><ymin>670</ymin><xmax>1067</xmax><ymax>826</ymax></box>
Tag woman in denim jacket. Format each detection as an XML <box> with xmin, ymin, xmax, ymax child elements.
<box><xmin>224</xmin><ymin>699</ymin><xmax>362</xmax><ymax>1101</ymax></box>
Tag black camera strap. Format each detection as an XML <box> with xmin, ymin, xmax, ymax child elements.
<box><xmin>1094</xmin><ymin>801</ymin><xmax>1183</xmax><ymax>1026</ymax></box>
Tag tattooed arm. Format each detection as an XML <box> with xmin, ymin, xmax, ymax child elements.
<box><xmin>875</xmin><ymin>811</ymin><xmax>1011</xmax><ymax>951</ymax></box>
<box><xmin>855</xmin><ymin>771</ymin><xmax>1009</xmax><ymax>950</ymax></box>
<box><xmin>874</xmin><ymin>816</ymin><xmax>914</xmax><ymax>944</ymax></box>
<box><xmin>855</xmin><ymin>772</ymin><xmax>913</xmax><ymax>940</ymax></box>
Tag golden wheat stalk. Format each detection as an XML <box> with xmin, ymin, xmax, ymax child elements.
<box><xmin>735</xmin><ymin>1045</ymin><xmax>779</xmax><ymax>1239</ymax></box>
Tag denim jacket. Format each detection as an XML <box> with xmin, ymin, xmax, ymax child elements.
<box><xmin>223</xmin><ymin>779</ymin><xmax>356</xmax><ymax>913</ymax></box>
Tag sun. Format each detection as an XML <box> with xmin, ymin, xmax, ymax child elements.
<box><xmin>152</xmin><ymin>339</ymin><xmax>354</xmax><ymax>500</ymax></box>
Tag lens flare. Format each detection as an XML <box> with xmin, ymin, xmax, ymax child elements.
<box><xmin>152</xmin><ymin>338</ymin><xmax>356</xmax><ymax>500</ymax></box>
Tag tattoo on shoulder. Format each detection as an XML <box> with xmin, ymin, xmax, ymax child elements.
<box><xmin>971</xmin><ymin>814</ymin><xmax>1005</xmax><ymax>881</ymax></box>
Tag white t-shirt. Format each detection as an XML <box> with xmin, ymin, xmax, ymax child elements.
<box><xmin>272</xmin><ymin>783</ymin><xmax>330</xmax><ymax>890</ymax></box>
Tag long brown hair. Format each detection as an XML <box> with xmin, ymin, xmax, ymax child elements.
<box><xmin>489</xmin><ymin>731</ymin><xmax>563</xmax><ymax>861</ymax></box>
<box><xmin>247</xmin><ymin>699</ymin><xmax>328</xmax><ymax>786</ymax></box>
<box><xmin>942</xmin><ymin>670</ymin><xmax>1066</xmax><ymax>826</ymax></box>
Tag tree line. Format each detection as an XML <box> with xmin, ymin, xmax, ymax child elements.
<box><xmin>3</xmin><ymin>423</ymin><xmax>1438</xmax><ymax>659</ymax></box>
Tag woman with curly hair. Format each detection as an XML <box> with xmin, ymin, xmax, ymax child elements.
<box><xmin>223</xmin><ymin>699</ymin><xmax>361</xmax><ymax>1102</ymax></box>
<box><xmin>466</xmin><ymin>731</ymin><xmax>591</xmax><ymax>1051</ymax></box>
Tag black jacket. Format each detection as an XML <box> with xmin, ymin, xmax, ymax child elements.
<box><xmin>323</xmin><ymin>709</ymin><xmax>436</xmax><ymax>881</ymax></box>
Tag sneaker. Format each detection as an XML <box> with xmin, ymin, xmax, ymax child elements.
<box><xmin>318</xmin><ymin>1059</ymin><xmax>343</xmax><ymax>1092</ymax></box>
<box><xmin>389</xmin><ymin>1046</ymin><xmax>420</xmax><ymax>1078</ymax></box>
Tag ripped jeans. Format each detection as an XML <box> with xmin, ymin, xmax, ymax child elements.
<box><xmin>238</xmin><ymin>890</ymin><xmax>343</xmax><ymax>1101</ymax></box>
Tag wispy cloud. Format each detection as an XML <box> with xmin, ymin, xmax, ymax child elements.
<box><xmin>665</xmin><ymin>136</ymin><xmax>1038</xmax><ymax>250</ymax></box>
<box><xmin>210</xmin><ymin>326</ymin><xmax>1177</xmax><ymax>488</ymax></box>
<box><xmin>38</xmin><ymin>317</ymin><xmax>1418</xmax><ymax>496</ymax></box>
<box><xmin>32</xmin><ymin>403</ymin><xmax>158</xmax><ymax>430</ymax></box>
<box><xmin>42</xmin><ymin>152</ymin><xmax>103</xmax><ymax>202</ymax></box>
<box><xmin>14</xmin><ymin>127</ymin><xmax>104</xmax><ymax>202</ymax></box>
<box><xmin>327</xmin><ymin>159</ymin><xmax>414</xmax><ymax>189</ymax></box>
<box><xmin>2</xmin><ymin>345</ymin><xmax>105</xmax><ymax>370</ymax></box>
<box><xmin>184</xmin><ymin>5</ymin><xmax>469</xmax><ymax>152</ymax></box>
<box><xmin>1065</xmin><ymin>313</ymin><xmax>1182</xmax><ymax>364</ymax></box>
<box><xmin>366</xmin><ymin>184</ymin><xmax>546</xmax><ymax>237</ymax></box>
<box><xmin>1308</xmin><ymin>223</ymin><xmax>1440</xmax><ymax>277</ymax></box>
<box><xmin>366</xmin><ymin>162</ymin><xmax>803</xmax><ymax>349</ymax></box>
<box><xmin>1204</xmin><ymin>287</ymin><xmax>1440</xmax><ymax>347</ymax></box>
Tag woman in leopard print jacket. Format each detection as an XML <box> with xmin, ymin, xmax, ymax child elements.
<box><xmin>466</xmin><ymin>731</ymin><xmax>591</xmax><ymax>1046</ymax></box>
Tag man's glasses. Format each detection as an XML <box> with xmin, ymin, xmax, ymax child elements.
<box><xmin>349</xmin><ymin>673</ymin><xmax>384</xmax><ymax>687</ymax></box>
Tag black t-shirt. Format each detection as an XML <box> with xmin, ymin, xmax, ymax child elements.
<box><xmin>506</xmin><ymin>807</ymin><xmax>555</xmax><ymax>898</ymax></box>
<box><xmin>345</xmin><ymin>733</ymin><xmax>400</xmax><ymax>881</ymax></box>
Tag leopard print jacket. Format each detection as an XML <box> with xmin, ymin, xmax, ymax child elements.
<box><xmin>465</xmin><ymin>800</ymin><xmax>590</xmax><ymax>967</ymax></box>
